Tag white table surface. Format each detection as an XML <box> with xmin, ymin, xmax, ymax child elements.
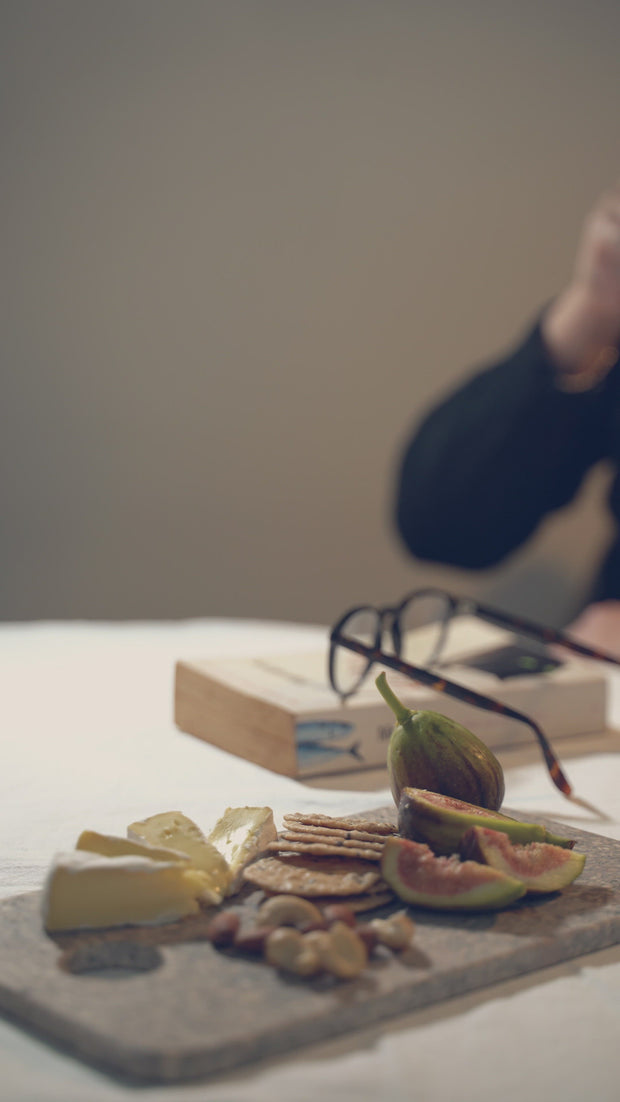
<box><xmin>2</xmin><ymin>618</ymin><xmax>620</xmax><ymax>1102</ymax></box>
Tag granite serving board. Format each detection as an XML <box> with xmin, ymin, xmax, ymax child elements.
<box><xmin>1</xmin><ymin>810</ymin><xmax>619</xmax><ymax>1085</ymax></box>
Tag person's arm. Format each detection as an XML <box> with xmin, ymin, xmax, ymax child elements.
<box><xmin>395</xmin><ymin>326</ymin><xmax>612</xmax><ymax>567</ymax></box>
<box><xmin>395</xmin><ymin>183</ymin><xmax>620</xmax><ymax>569</ymax></box>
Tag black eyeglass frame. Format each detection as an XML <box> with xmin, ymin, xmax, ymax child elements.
<box><xmin>328</xmin><ymin>587</ymin><xmax>620</xmax><ymax>799</ymax></box>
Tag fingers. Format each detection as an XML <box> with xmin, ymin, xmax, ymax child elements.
<box><xmin>592</xmin><ymin>181</ymin><xmax>620</xmax><ymax>224</ymax></box>
<box><xmin>577</xmin><ymin>183</ymin><xmax>620</xmax><ymax>273</ymax></box>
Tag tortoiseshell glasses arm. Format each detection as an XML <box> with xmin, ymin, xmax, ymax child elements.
<box><xmin>467</xmin><ymin>599</ymin><xmax>620</xmax><ymax>668</ymax></box>
<box><xmin>332</xmin><ymin>633</ymin><xmax>573</xmax><ymax>799</ymax></box>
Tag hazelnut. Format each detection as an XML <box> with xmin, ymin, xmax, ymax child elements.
<box><xmin>205</xmin><ymin>910</ymin><xmax>240</xmax><ymax>948</ymax></box>
<box><xmin>234</xmin><ymin>924</ymin><xmax>276</xmax><ymax>954</ymax></box>
<box><xmin>321</xmin><ymin>902</ymin><xmax>357</xmax><ymax>928</ymax></box>
<box><xmin>355</xmin><ymin>923</ymin><xmax>379</xmax><ymax>954</ymax></box>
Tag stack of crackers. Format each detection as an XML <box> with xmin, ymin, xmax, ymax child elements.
<box><xmin>242</xmin><ymin>812</ymin><xmax>398</xmax><ymax>912</ymax></box>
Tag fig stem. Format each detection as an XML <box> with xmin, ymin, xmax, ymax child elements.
<box><xmin>375</xmin><ymin>672</ymin><xmax>414</xmax><ymax>725</ymax></box>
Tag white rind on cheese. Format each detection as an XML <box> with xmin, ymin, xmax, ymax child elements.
<box><xmin>76</xmin><ymin>829</ymin><xmax>190</xmax><ymax>864</ymax></box>
<box><xmin>42</xmin><ymin>850</ymin><xmax>211</xmax><ymax>931</ymax></box>
<box><xmin>127</xmin><ymin>811</ymin><xmax>231</xmax><ymax>902</ymax></box>
<box><xmin>207</xmin><ymin>806</ymin><xmax>277</xmax><ymax>892</ymax></box>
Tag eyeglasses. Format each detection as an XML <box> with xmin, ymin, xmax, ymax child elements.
<box><xmin>328</xmin><ymin>587</ymin><xmax>620</xmax><ymax>800</ymax></box>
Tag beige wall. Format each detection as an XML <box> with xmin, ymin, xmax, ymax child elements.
<box><xmin>3</xmin><ymin>1</ymin><xmax>619</xmax><ymax>626</ymax></box>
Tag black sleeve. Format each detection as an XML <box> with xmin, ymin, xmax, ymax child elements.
<box><xmin>395</xmin><ymin>321</ymin><xmax>614</xmax><ymax>569</ymax></box>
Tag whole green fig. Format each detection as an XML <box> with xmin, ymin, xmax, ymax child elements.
<box><xmin>376</xmin><ymin>672</ymin><xmax>505</xmax><ymax>811</ymax></box>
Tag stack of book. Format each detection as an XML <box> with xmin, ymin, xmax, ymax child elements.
<box><xmin>174</xmin><ymin>618</ymin><xmax>609</xmax><ymax>779</ymax></box>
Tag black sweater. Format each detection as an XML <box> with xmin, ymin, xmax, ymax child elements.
<box><xmin>395</xmin><ymin>322</ymin><xmax>620</xmax><ymax>601</ymax></box>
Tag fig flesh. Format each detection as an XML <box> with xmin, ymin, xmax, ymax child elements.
<box><xmin>398</xmin><ymin>787</ymin><xmax>575</xmax><ymax>857</ymax></box>
<box><xmin>381</xmin><ymin>836</ymin><xmax>526</xmax><ymax>911</ymax></box>
<box><xmin>376</xmin><ymin>673</ymin><xmax>504</xmax><ymax>811</ymax></box>
<box><xmin>459</xmin><ymin>826</ymin><xmax>586</xmax><ymax>893</ymax></box>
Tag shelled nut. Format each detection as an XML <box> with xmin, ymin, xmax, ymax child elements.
<box><xmin>304</xmin><ymin>921</ymin><xmax>367</xmax><ymax>979</ymax></box>
<box><xmin>257</xmin><ymin>894</ymin><xmax>325</xmax><ymax>930</ymax></box>
<box><xmin>264</xmin><ymin>927</ymin><xmax>321</xmax><ymax>976</ymax></box>
<box><xmin>369</xmin><ymin>910</ymin><xmax>416</xmax><ymax>950</ymax></box>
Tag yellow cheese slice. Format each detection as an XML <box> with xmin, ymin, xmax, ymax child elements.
<box><xmin>42</xmin><ymin>851</ymin><xmax>210</xmax><ymax>931</ymax></box>
<box><xmin>127</xmin><ymin>810</ymin><xmax>231</xmax><ymax>902</ymax></box>
<box><xmin>76</xmin><ymin>829</ymin><xmax>190</xmax><ymax>864</ymax></box>
<box><xmin>207</xmin><ymin>806</ymin><xmax>277</xmax><ymax>892</ymax></box>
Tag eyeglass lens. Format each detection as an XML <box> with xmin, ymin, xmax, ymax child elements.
<box><xmin>330</xmin><ymin>607</ymin><xmax>380</xmax><ymax>696</ymax></box>
<box><xmin>397</xmin><ymin>591</ymin><xmax>452</xmax><ymax>666</ymax></box>
<box><xmin>332</xmin><ymin>592</ymin><xmax>453</xmax><ymax>697</ymax></box>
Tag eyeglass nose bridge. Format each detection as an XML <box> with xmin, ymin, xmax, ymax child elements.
<box><xmin>457</xmin><ymin>597</ymin><xmax>476</xmax><ymax>616</ymax></box>
<box><xmin>376</xmin><ymin>604</ymin><xmax>404</xmax><ymax>655</ymax></box>
<box><xmin>390</xmin><ymin>595</ymin><xmax>453</xmax><ymax>665</ymax></box>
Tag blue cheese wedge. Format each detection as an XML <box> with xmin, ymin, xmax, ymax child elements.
<box><xmin>42</xmin><ymin>851</ymin><xmax>211</xmax><ymax>931</ymax></box>
<box><xmin>127</xmin><ymin>811</ymin><xmax>231</xmax><ymax>902</ymax></box>
<box><xmin>207</xmin><ymin>806</ymin><xmax>277</xmax><ymax>892</ymax></box>
<box><xmin>76</xmin><ymin>829</ymin><xmax>190</xmax><ymax>864</ymax></box>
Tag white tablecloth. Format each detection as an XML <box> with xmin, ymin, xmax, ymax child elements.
<box><xmin>2</xmin><ymin>619</ymin><xmax>620</xmax><ymax>1102</ymax></box>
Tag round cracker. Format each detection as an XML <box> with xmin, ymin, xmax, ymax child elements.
<box><xmin>284</xmin><ymin>812</ymin><xmax>397</xmax><ymax>835</ymax></box>
<box><xmin>310</xmin><ymin>891</ymin><xmax>395</xmax><ymax>913</ymax></box>
<box><xmin>278</xmin><ymin>830</ymin><xmax>383</xmax><ymax>849</ymax></box>
<box><xmin>242</xmin><ymin>854</ymin><xmax>382</xmax><ymax>896</ymax></box>
<box><xmin>282</xmin><ymin>821</ymin><xmax>392</xmax><ymax>844</ymax></box>
<box><xmin>267</xmin><ymin>839</ymin><xmax>382</xmax><ymax>862</ymax></box>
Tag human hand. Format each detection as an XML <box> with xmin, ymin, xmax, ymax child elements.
<box><xmin>571</xmin><ymin>183</ymin><xmax>620</xmax><ymax>326</ymax></box>
<box><xmin>543</xmin><ymin>183</ymin><xmax>620</xmax><ymax>388</ymax></box>
<box><xmin>565</xmin><ymin>600</ymin><xmax>620</xmax><ymax>659</ymax></box>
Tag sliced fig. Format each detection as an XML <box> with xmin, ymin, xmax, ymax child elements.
<box><xmin>459</xmin><ymin>826</ymin><xmax>586</xmax><ymax>893</ymax></box>
<box><xmin>381</xmin><ymin>836</ymin><xmax>526</xmax><ymax>911</ymax></box>
<box><xmin>398</xmin><ymin>787</ymin><xmax>575</xmax><ymax>857</ymax></box>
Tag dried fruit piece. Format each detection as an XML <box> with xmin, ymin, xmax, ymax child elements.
<box><xmin>376</xmin><ymin>672</ymin><xmax>505</xmax><ymax>811</ymax></box>
<box><xmin>398</xmin><ymin>788</ymin><xmax>575</xmax><ymax>856</ymax></box>
<box><xmin>381</xmin><ymin>836</ymin><xmax>526</xmax><ymax>911</ymax></box>
<box><xmin>459</xmin><ymin>827</ymin><xmax>586</xmax><ymax>893</ymax></box>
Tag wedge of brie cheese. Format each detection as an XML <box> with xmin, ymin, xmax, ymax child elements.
<box><xmin>42</xmin><ymin>851</ymin><xmax>210</xmax><ymax>931</ymax></box>
<box><xmin>76</xmin><ymin>829</ymin><xmax>190</xmax><ymax>864</ymax></box>
<box><xmin>207</xmin><ymin>806</ymin><xmax>277</xmax><ymax>892</ymax></box>
<box><xmin>127</xmin><ymin>811</ymin><xmax>231</xmax><ymax>902</ymax></box>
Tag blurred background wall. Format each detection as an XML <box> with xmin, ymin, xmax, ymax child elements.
<box><xmin>2</xmin><ymin>0</ymin><xmax>619</xmax><ymax>627</ymax></box>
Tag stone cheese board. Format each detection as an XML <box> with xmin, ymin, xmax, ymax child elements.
<box><xmin>0</xmin><ymin>810</ymin><xmax>619</xmax><ymax>1085</ymax></box>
